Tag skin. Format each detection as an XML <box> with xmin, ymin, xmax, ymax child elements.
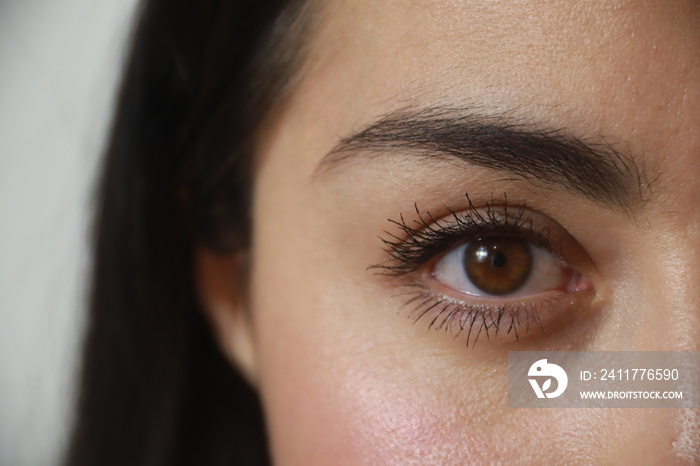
<box><xmin>199</xmin><ymin>0</ymin><xmax>699</xmax><ymax>464</ymax></box>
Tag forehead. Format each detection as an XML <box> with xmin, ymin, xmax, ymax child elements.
<box><xmin>276</xmin><ymin>0</ymin><xmax>698</xmax><ymax>179</ymax></box>
<box><xmin>304</xmin><ymin>0</ymin><xmax>699</xmax><ymax>102</ymax></box>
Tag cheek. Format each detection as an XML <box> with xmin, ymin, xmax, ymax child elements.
<box><xmin>249</xmin><ymin>263</ymin><xmax>681</xmax><ymax>466</ymax></box>
<box><xmin>258</xmin><ymin>355</ymin><xmax>460</xmax><ymax>465</ymax></box>
<box><xmin>247</xmin><ymin>233</ymin><xmax>487</xmax><ymax>464</ymax></box>
<box><xmin>252</xmin><ymin>319</ymin><xmax>486</xmax><ymax>465</ymax></box>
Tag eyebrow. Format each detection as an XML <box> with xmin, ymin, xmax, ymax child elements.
<box><xmin>318</xmin><ymin>106</ymin><xmax>648</xmax><ymax>210</ymax></box>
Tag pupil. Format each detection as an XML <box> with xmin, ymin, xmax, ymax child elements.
<box><xmin>492</xmin><ymin>252</ymin><xmax>507</xmax><ymax>268</ymax></box>
<box><xmin>463</xmin><ymin>237</ymin><xmax>533</xmax><ymax>296</ymax></box>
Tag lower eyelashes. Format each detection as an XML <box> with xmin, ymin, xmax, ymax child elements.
<box><xmin>395</xmin><ymin>283</ymin><xmax>577</xmax><ymax>347</ymax></box>
<box><xmin>372</xmin><ymin>193</ymin><xmax>595</xmax><ymax>347</ymax></box>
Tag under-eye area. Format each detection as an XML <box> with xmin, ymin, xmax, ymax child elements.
<box><xmin>372</xmin><ymin>193</ymin><xmax>596</xmax><ymax>347</ymax></box>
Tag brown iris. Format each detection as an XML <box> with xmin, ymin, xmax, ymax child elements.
<box><xmin>463</xmin><ymin>237</ymin><xmax>533</xmax><ymax>296</ymax></box>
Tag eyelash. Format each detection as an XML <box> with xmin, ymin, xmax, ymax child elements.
<box><xmin>372</xmin><ymin>193</ymin><xmax>572</xmax><ymax>347</ymax></box>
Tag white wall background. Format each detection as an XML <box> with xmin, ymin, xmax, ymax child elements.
<box><xmin>0</xmin><ymin>1</ymin><xmax>137</xmax><ymax>464</ymax></box>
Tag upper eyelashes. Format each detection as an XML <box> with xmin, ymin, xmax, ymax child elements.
<box><xmin>374</xmin><ymin>194</ymin><xmax>554</xmax><ymax>277</ymax></box>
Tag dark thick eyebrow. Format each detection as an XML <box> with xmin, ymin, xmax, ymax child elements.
<box><xmin>318</xmin><ymin>106</ymin><xmax>648</xmax><ymax>210</ymax></box>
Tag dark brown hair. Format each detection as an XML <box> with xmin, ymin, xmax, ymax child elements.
<box><xmin>64</xmin><ymin>1</ymin><xmax>313</xmax><ymax>464</ymax></box>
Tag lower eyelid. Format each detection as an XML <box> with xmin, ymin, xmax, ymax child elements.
<box><xmin>397</xmin><ymin>281</ymin><xmax>596</xmax><ymax>346</ymax></box>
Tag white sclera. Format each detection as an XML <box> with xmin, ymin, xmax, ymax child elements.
<box><xmin>432</xmin><ymin>241</ymin><xmax>566</xmax><ymax>298</ymax></box>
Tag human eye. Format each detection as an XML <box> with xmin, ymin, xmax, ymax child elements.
<box><xmin>373</xmin><ymin>194</ymin><xmax>595</xmax><ymax>346</ymax></box>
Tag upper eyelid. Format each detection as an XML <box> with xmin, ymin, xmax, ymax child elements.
<box><xmin>371</xmin><ymin>196</ymin><xmax>562</xmax><ymax>277</ymax></box>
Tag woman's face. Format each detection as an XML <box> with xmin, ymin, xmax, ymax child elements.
<box><xmin>203</xmin><ymin>0</ymin><xmax>699</xmax><ymax>463</ymax></box>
